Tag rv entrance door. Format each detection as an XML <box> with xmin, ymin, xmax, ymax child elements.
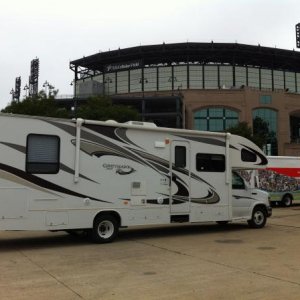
<box><xmin>170</xmin><ymin>141</ymin><xmax>191</xmax><ymax>214</ymax></box>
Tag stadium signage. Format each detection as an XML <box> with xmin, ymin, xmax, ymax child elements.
<box><xmin>105</xmin><ymin>60</ymin><xmax>142</xmax><ymax>72</ymax></box>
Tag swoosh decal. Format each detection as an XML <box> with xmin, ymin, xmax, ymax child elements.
<box><xmin>241</xmin><ymin>144</ymin><xmax>268</xmax><ymax>166</ymax></box>
<box><xmin>0</xmin><ymin>163</ymin><xmax>111</xmax><ymax>203</ymax></box>
<box><xmin>116</xmin><ymin>167</ymin><xmax>136</xmax><ymax>175</ymax></box>
<box><xmin>0</xmin><ymin>141</ymin><xmax>98</xmax><ymax>183</ymax></box>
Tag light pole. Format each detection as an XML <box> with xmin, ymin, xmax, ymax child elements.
<box><xmin>48</xmin><ymin>84</ymin><xmax>54</xmax><ymax>97</ymax></box>
<box><xmin>43</xmin><ymin>81</ymin><xmax>54</xmax><ymax>97</ymax></box>
<box><xmin>70</xmin><ymin>80</ymin><xmax>76</xmax><ymax>98</ymax></box>
<box><xmin>139</xmin><ymin>77</ymin><xmax>148</xmax><ymax>97</ymax></box>
<box><xmin>70</xmin><ymin>80</ymin><xmax>77</xmax><ymax>117</ymax></box>
<box><xmin>23</xmin><ymin>84</ymin><xmax>29</xmax><ymax>98</ymax></box>
<box><xmin>10</xmin><ymin>88</ymin><xmax>14</xmax><ymax>101</ymax></box>
<box><xmin>104</xmin><ymin>77</ymin><xmax>112</xmax><ymax>95</ymax></box>
<box><xmin>43</xmin><ymin>80</ymin><xmax>49</xmax><ymax>96</ymax></box>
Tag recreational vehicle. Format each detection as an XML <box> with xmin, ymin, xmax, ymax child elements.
<box><xmin>0</xmin><ymin>114</ymin><xmax>271</xmax><ymax>243</ymax></box>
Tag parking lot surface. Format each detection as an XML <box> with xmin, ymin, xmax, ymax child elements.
<box><xmin>1</xmin><ymin>206</ymin><xmax>300</xmax><ymax>300</ymax></box>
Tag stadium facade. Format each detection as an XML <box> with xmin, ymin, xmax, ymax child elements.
<box><xmin>70</xmin><ymin>42</ymin><xmax>300</xmax><ymax>156</ymax></box>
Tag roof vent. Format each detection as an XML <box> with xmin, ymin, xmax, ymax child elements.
<box><xmin>125</xmin><ymin>121</ymin><xmax>157</xmax><ymax>128</ymax></box>
<box><xmin>105</xmin><ymin>120</ymin><xmax>118</xmax><ymax>124</ymax></box>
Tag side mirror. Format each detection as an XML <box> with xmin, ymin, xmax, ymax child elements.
<box><xmin>255</xmin><ymin>175</ymin><xmax>260</xmax><ymax>188</ymax></box>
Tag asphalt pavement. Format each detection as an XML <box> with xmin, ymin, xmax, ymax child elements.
<box><xmin>1</xmin><ymin>206</ymin><xmax>300</xmax><ymax>300</ymax></box>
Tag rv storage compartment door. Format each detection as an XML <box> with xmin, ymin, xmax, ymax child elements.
<box><xmin>46</xmin><ymin>211</ymin><xmax>68</xmax><ymax>226</ymax></box>
<box><xmin>131</xmin><ymin>181</ymin><xmax>146</xmax><ymax>205</ymax></box>
<box><xmin>0</xmin><ymin>188</ymin><xmax>28</xmax><ymax>219</ymax></box>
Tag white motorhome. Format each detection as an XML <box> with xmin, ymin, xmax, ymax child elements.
<box><xmin>0</xmin><ymin>114</ymin><xmax>271</xmax><ymax>243</ymax></box>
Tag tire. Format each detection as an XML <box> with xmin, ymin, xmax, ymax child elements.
<box><xmin>91</xmin><ymin>214</ymin><xmax>119</xmax><ymax>243</ymax></box>
<box><xmin>248</xmin><ymin>206</ymin><xmax>267</xmax><ymax>228</ymax></box>
<box><xmin>281</xmin><ymin>195</ymin><xmax>292</xmax><ymax>207</ymax></box>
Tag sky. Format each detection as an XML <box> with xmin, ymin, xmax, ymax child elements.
<box><xmin>1</xmin><ymin>0</ymin><xmax>300</xmax><ymax>109</ymax></box>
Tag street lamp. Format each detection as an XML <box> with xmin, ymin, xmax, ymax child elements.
<box><xmin>104</xmin><ymin>77</ymin><xmax>112</xmax><ymax>95</ymax></box>
<box><xmin>10</xmin><ymin>88</ymin><xmax>14</xmax><ymax>101</ymax></box>
<box><xmin>43</xmin><ymin>80</ymin><xmax>49</xmax><ymax>96</ymax></box>
<box><xmin>139</xmin><ymin>77</ymin><xmax>148</xmax><ymax>97</ymax></box>
<box><xmin>43</xmin><ymin>81</ymin><xmax>54</xmax><ymax>97</ymax></box>
<box><xmin>48</xmin><ymin>84</ymin><xmax>54</xmax><ymax>97</ymax></box>
<box><xmin>70</xmin><ymin>80</ymin><xmax>77</xmax><ymax>117</ymax></box>
<box><xmin>23</xmin><ymin>84</ymin><xmax>29</xmax><ymax>98</ymax></box>
<box><xmin>70</xmin><ymin>80</ymin><xmax>77</xmax><ymax>98</ymax></box>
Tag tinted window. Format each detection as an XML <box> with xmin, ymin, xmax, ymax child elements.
<box><xmin>194</xmin><ymin>107</ymin><xmax>238</xmax><ymax>132</ymax></box>
<box><xmin>259</xmin><ymin>95</ymin><xmax>272</xmax><ymax>104</ymax></box>
<box><xmin>232</xmin><ymin>172</ymin><xmax>245</xmax><ymax>189</ymax></box>
<box><xmin>196</xmin><ymin>154</ymin><xmax>225</xmax><ymax>172</ymax></box>
<box><xmin>241</xmin><ymin>149</ymin><xmax>256</xmax><ymax>162</ymax></box>
<box><xmin>26</xmin><ymin>134</ymin><xmax>60</xmax><ymax>174</ymax></box>
<box><xmin>175</xmin><ymin>146</ymin><xmax>186</xmax><ymax>168</ymax></box>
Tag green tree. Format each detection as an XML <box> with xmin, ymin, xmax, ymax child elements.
<box><xmin>76</xmin><ymin>96</ymin><xmax>140</xmax><ymax>122</ymax></box>
<box><xmin>2</xmin><ymin>90</ymin><xmax>69</xmax><ymax>118</ymax></box>
<box><xmin>2</xmin><ymin>94</ymin><xmax>140</xmax><ymax>123</ymax></box>
<box><xmin>225</xmin><ymin>117</ymin><xmax>270</xmax><ymax>149</ymax></box>
<box><xmin>252</xmin><ymin>116</ymin><xmax>270</xmax><ymax>147</ymax></box>
<box><xmin>224</xmin><ymin>121</ymin><xmax>253</xmax><ymax>140</ymax></box>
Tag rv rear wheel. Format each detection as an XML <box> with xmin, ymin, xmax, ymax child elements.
<box><xmin>281</xmin><ymin>195</ymin><xmax>292</xmax><ymax>207</ymax></box>
<box><xmin>91</xmin><ymin>215</ymin><xmax>119</xmax><ymax>243</ymax></box>
<box><xmin>248</xmin><ymin>206</ymin><xmax>267</xmax><ymax>229</ymax></box>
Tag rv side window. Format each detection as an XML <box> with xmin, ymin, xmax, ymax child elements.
<box><xmin>241</xmin><ymin>149</ymin><xmax>256</xmax><ymax>162</ymax></box>
<box><xmin>196</xmin><ymin>154</ymin><xmax>225</xmax><ymax>172</ymax></box>
<box><xmin>175</xmin><ymin>146</ymin><xmax>186</xmax><ymax>168</ymax></box>
<box><xmin>232</xmin><ymin>172</ymin><xmax>245</xmax><ymax>189</ymax></box>
<box><xmin>26</xmin><ymin>134</ymin><xmax>60</xmax><ymax>174</ymax></box>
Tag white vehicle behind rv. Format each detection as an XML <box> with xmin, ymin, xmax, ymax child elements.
<box><xmin>0</xmin><ymin>114</ymin><xmax>271</xmax><ymax>243</ymax></box>
<box><xmin>258</xmin><ymin>156</ymin><xmax>300</xmax><ymax>207</ymax></box>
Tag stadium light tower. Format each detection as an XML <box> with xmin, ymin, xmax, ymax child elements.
<box><xmin>296</xmin><ymin>23</ymin><xmax>300</xmax><ymax>48</ymax></box>
<box><xmin>29</xmin><ymin>58</ymin><xmax>39</xmax><ymax>97</ymax></box>
<box><xmin>23</xmin><ymin>84</ymin><xmax>29</xmax><ymax>98</ymax></box>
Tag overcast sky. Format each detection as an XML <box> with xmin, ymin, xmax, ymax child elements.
<box><xmin>1</xmin><ymin>0</ymin><xmax>299</xmax><ymax>109</ymax></box>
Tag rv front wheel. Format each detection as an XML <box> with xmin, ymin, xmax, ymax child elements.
<box><xmin>248</xmin><ymin>206</ymin><xmax>267</xmax><ymax>229</ymax></box>
<box><xmin>92</xmin><ymin>215</ymin><xmax>119</xmax><ymax>243</ymax></box>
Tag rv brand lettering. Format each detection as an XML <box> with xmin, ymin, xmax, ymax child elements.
<box><xmin>103</xmin><ymin>164</ymin><xmax>131</xmax><ymax>170</ymax></box>
<box><xmin>103</xmin><ymin>163</ymin><xmax>136</xmax><ymax>175</ymax></box>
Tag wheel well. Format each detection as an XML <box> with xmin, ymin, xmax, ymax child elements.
<box><xmin>282</xmin><ymin>193</ymin><xmax>293</xmax><ymax>201</ymax></box>
<box><xmin>93</xmin><ymin>211</ymin><xmax>121</xmax><ymax>227</ymax></box>
<box><xmin>253</xmin><ymin>204</ymin><xmax>267</xmax><ymax>215</ymax></box>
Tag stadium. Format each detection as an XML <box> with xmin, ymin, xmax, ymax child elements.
<box><xmin>70</xmin><ymin>42</ymin><xmax>300</xmax><ymax>156</ymax></box>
